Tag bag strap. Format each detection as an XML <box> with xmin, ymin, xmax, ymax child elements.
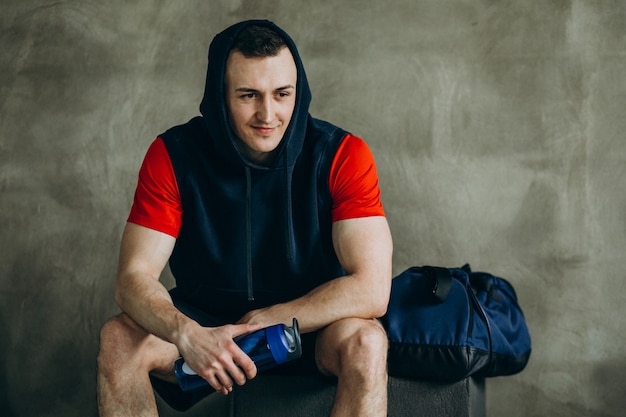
<box><xmin>469</xmin><ymin>271</ymin><xmax>504</xmax><ymax>302</ymax></box>
<box><xmin>422</xmin><ymin>265</ymin><xmax>495</xmax><ymax>358</ymax></box>
<box><xmin>423</xmin><ymin>266</ymin><xmax>452</xmax><ymax>303</ymax></box>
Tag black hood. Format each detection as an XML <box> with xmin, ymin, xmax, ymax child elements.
<box><xmin>199</xmin><ymin>19</ymin><xmax>312</xmax><ymax>170</ymax></box>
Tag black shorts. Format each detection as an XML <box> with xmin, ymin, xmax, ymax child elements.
<box><xmin>151</xmin><ymin>290</ymin><xmax>323</xmax><ymax>412</ymax></box>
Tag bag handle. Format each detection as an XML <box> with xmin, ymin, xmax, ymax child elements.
<box><xmin>423</xmin><ymin>266</ymin><xmax>452</xmax><ymax>303</ymax></box>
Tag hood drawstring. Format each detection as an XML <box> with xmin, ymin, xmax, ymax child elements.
<box><xmin>245</xmin><ymin>166</ymin><xmax>254</xmax><ymax>301</ymax></box>
<box><xmin>284</xmin><ymin>152</ymin><xmax>295</xmax><ymax>260</ymax></box>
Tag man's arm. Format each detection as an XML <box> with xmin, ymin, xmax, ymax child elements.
<box><xmin>115</xmin><ymin>223</ymin><xmax>183</xmax><ymax>342</ymax></box>
<box><xmin>238</xmin><ymin>215</ymin><xmax>393</xmax><ymax>333</ymax></box>
<box><xmin>115</xmin><ymin>222</ymin><xmax>261</xmax><ymax>393</ymax></box>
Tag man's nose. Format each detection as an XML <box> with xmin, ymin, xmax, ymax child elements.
<box><xmin>257</xmin><ymin>96</ymin><xmax>273</xmax><ymax>123</ymax></box>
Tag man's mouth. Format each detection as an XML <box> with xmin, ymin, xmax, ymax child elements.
<box><xmin>253</xmin><ymin>125</ymin><xmax>278</xmax><ymax>135</ymax></box>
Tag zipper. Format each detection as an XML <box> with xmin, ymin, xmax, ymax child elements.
<box><xmin>245</xmin><ymin>167</ymin><xmax>254</xmax><ymax>301</ymax></box>
<box><xmin>469</xmin><ymin>284</ymin><xmax>493</xmax><ymax>363</ymax></box>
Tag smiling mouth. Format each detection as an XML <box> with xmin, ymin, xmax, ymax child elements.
<box><xmin>253</xmin><ymin>125</ymin><xmax>278</xmax><ymax>135</ymax></box>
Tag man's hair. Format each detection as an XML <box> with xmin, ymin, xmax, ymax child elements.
<box><xmin>231</xmin><ymin>24</ymin><xmax>287</xmax><ymax>57</ymax></box>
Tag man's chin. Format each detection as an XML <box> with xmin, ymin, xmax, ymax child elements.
<box><xmin>237</xmin><ymin>141</ymin><xmax>282</xmax><ymax>164</ymax></box>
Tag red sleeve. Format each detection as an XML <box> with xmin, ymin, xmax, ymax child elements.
<box><xmin>127</xmin><ymin>138</ymin><xmax>183</xmax><ymax>238</ymax></box>
<box><xmin>329</xmin><ymin>134</ymin><xmax>385</xmax><ymax>222</ymax></box>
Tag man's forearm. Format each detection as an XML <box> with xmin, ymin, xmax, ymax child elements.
<box><xmin>115</xmin><ymin>271</ymin><xmax>193</xmax><ymax>346</ymax></box>
<box><xmin>240</xmin><ymin>272</ymin><xmax>390</xmax><ymax>334</ymax></box>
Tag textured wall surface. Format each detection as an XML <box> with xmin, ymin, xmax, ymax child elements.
<box><xmin>1</xmin><ymin>1</ymin><xmax>625</xmax><ymax>416</ymax></box>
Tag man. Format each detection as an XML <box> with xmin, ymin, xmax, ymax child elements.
<box><xmin>97</xmin><ymin>20</ymin><xmax>393</xmax><ymax>417</ymax></box>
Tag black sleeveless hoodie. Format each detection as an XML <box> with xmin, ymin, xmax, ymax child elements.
<box><xmin>160</xmin><ymin>20</ymin><xmax>347</xmax><ymax>315</ymax></box>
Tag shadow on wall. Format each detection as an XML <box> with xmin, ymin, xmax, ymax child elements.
<box><xmin>0</xmin><ymin>311</ymin><xmax>16</xmax><ymax>417</ymax></box>
<box><xmin>590</xmin><ymin>359</ymin><xmax>626</xmax><ymax>417</ymax></box>
<box><xmin>1</xmin><ymin>245</ymin><xmax>103</xmax><ymax>417</ymax></box>
<box><xmin>495</xmin><ymin>362</ymin><xmax>626</xmax><ymax>417</ymax></box>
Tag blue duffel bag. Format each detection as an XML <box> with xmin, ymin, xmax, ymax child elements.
<box><xmin>381</xmin><ymin>264</ymin><xmax>531</xmax><ymax>381</ymax></box>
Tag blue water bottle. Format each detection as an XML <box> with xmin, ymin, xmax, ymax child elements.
<box><xmin>174</xmin><ymin>318</ymin><xmax>302</xmax><ymax>392</ymax></box>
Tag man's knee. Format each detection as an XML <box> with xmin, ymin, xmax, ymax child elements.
<box><xmin>316</xmin><ymin>318</ymin><xmax>388</xmax><ymax>376</ymax></box>
<box><xmin>342</xmin><ymin>320</ymin><xmax>388</xmax><ymax>365</ymax></box>
<box><xmin>99</xmin><ymin>313</ymin><xmax>180</xmax><ymax>379</ymax></box>
<box><xmin>98</xmin><ymin>314</ymin><xmax>148</xmax><ymax>372</ymax></box>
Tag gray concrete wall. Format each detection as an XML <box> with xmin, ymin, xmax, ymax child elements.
<box><xmin>1</xmin><ymin>1</ymin><xmax>624</xmax><ymax>416</ymax></box>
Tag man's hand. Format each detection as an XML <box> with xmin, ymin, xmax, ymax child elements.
<box><xmin>177</xmin><ymin>322</ymin><xmax>263</xmax><ymax>395</ymax></box>
<box><xmin>237</xmin><ymin>304</ymin><xmax>292</xmax><ymax>328</ymax></box>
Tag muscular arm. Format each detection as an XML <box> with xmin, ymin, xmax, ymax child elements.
<box><xmin>114</xmin><ymin>223</ymin><xmax>183</xmax><ymax>343</ymax></box>
<box><xmin>239</xmin><ymin>216</ymin><xmax>393</xmax><ymax>333</ymax></box>
<box><xmin>115</xmin><ymin>222</ymin><xmax>260</xmax><ymax>393</ymax></box>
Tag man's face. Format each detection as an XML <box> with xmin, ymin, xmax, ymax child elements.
<box><xmin>225</xmin><ymin>47</ymin><xmax>297</xmax><ymax>164</ymax></box>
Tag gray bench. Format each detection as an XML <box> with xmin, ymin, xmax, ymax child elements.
<box><xmin>159</xmin><ymin>375</ymin><xmax>485</xmax><ymax>417</ymax></box>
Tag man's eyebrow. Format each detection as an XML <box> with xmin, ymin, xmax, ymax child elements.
<box><xmin>234</xmin><ymin>85</ymin><xmax>295</xmax><ymax>93</ymax></box>
<box><xmin>234</xmin><ymin>87</ymin><xmax>257</xmax><ymax>92</ymax></box>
